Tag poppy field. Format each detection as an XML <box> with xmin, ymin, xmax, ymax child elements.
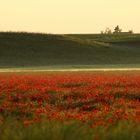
<box><xmin>0</xmin><ymin>72</ymin><xmax>140</xmax><ymax>140</ymax></box>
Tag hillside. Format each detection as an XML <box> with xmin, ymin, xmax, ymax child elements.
<box><xmin>0</xmin><ymin>32</ymin><xmax>140</xmax><ymax>68</ymax></box>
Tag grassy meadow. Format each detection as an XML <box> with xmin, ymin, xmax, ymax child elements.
<box><xmin>0</xmin><ymin>32</ymin><xmax>140</xmax><ymax>68</ymax></box>
<box><xmin>0</xmin><ymin>32</ymin><xmax>140</xmax><ymax>140</ymax></box>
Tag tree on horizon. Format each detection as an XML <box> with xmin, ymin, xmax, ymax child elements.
<box><xmin>114</xmin><ymin>25</ymin><xmax>122</xmax><ymax>33</ymax></box>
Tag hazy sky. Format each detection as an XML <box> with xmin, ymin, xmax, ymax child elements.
<box><xmin>0</xmin><ymin>0</ymin><xmax>140</xmax><ymax>34</ymax></box>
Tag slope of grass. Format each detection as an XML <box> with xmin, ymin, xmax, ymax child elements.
<box><xmin>0</xmin><ymin>32</ymin><xmax>140</xmax><ymax>68</ymax></box>
<box><xmin>69</xmin><ymin>34</ymin><xmax>140</xmax><ymax>43</ymax></box>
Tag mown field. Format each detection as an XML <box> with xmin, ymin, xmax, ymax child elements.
<box><xmin>0</xmin><ymin>32</ymin><xmax>140</xmax><ymax>68</ymax></box>
<box><xmin>0</xmin><ymin>71</ymin><xmax>140</xmax><ymax>140</ymax></box>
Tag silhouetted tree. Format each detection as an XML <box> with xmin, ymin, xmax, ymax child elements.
<box><xmin>128</xmin><ymin>30</ymin><xmax>133</xmax><ymax>34</ymax></box>
<box><xmin>105</xmin><ymin>28</ymin><xmax>112</xmax><ymax>34</ymax></box>
<box><xmin>114</xmin><ymin>25</ymin><xmax>122</xmax><ymax>33</ymax></box>
<box><xmin>100</xmin><ymin>31</ymin><xmax>104</xmax><ymax>34</ymax></box>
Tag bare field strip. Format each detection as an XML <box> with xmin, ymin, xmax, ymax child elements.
<box><xmin>0</xmin><ymin>68</ymin><xmax>140</xmax><ymax>73</ymax></box>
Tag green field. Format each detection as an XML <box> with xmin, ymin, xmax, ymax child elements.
<box><xmin>0</xmin><ymin>32</ymin><xmax>140</xmax><ymax>68</ymax></box>
<box><xmin>1</xmin><ymin>120</ymin><xmax>140</xmax><ymax>140</ymax></box>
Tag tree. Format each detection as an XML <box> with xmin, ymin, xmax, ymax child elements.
<box><xmin>100</xmin><ymin>27</ymin><xmax>112</xmax><ymax>34</ymax></box>
<box><xmin>128</xmin><ymin>30</ymin><xmax>133</xmax><ymax>34</ymax></box>
<box><xmin>101</xmin><ymin>28</ymin><xmax>112</xmax><ymax>34</ymax></box>
<box><xmin>100</xmin><ymin>31</ymin><xmax>104</xmax><ymax>34</ymax></box>
<box><xmin>114</xmin><ymin>25</ymin><xmax>122</xmax><ymax>33</ymax></box>
<box><xmin>105</xmin><ymin>28</ymin><xmax>112</xmax><ymax>34</ymax></box>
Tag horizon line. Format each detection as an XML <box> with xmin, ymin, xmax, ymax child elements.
<box><xmin>0</xmin><ymin>30</ymin><xmax>140</xmax><ymax>35</ymax></box>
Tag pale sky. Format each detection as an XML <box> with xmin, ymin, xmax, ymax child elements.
<box><xmin>0</xmin><ymin>0</ymin><xmax>140</xmax><ymax>34</ymax></box>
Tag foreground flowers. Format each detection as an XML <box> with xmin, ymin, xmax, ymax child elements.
<box><xmin>0</xmin><ymin>72</ymin><xmax>140</xmax><ymax>127</ymax></box>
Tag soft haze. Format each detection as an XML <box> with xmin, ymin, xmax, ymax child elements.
<box><xmin>0</xmin><ymin>0</ymin><xmax>140</xmax><ymax>34</ymax></box>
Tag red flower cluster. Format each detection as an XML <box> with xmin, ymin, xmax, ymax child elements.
<box><xmin>0</xmin><ymin>72</ymin><xmax>140</xmax><ymax>127</ymax></box>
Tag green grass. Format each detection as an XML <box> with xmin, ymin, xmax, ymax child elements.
<box><xmin>0</xmin><ymin>32</ymin><xmax>140</xmax><ymax>68</ymax></box>
<box><xmin>68</xmin><ymin>34</ymin><xmax>140</xmax><ymax>43</ymax></box>
<box><xmin>0</xmin><ymin>119</ymin><xmax>140</xmax><ymax>140</ymax></box>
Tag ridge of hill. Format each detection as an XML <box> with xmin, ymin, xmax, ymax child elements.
<box><xmin>0</xmin><ymin>32</ymin><xmax>140</xmax><ymax>68</ymax></box>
